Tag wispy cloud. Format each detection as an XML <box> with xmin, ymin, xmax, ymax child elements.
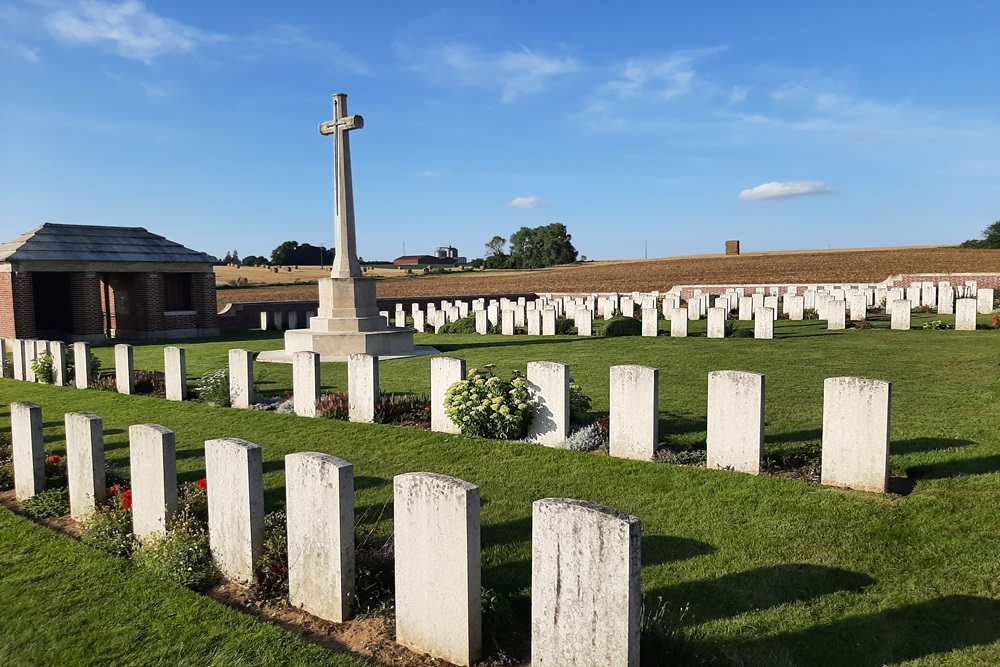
<box><xmin>44</xmin><ymin>0</ymin><xmax>225</xmax><ymax>62</ymax></box>
<box><xmin>398</xmin><ymin>41</ymin><xmax>579</xmax><ymax>102</ymax></box>
<box><xmin>509</xmin><ymin>196</ymin><xmax>546</xmax><ymax>209</ymax></box>
<box><xmin>739</xmin><ymin>181</ymin><xmax>835</xmax><ymax>201</ymax></box>
<box><xmin>240</xmin><ymin>24</ymin><xmax>369</xmax><ymax>74</ymax></box>
<box><xmin>596</xmin><ymin>47</ymin><xmax>725</xmax><ymax>103</ymax></box>
<box><xmin>0</xmin><ymin>38</ymin><xmax>39</xmax><ymax>63</ymax></box>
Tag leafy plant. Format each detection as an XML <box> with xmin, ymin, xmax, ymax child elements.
<box><xmin>21</xmin><ymin>487</ymin><xmax>70</xmax><ymax>519</ymax></box>
<box><xmin>249</xmin><ymin>510</ymin><xmax>289</xmax><ymax>604</ymax></box>
<box><xmin>568</xmin><ymin>381</ymin><xmax>593</xmax><ymax>425</ymax></box>
<box><xmin>82</xmin><ymin>497</ymin><xmax>137</xmax><ymax>558</ymax></box>
<box><xmin>316</xmin><ymin>391</ymin><xmax>350</xmax><ymax>420</ymax></box>
<box><xmin>194</xmin><ymin>368</ymin><xmax>230</xmax><ymax>407</ymax></box>
<box><xmin>134</xmin><ymin>513</ymin><xmax>216</xmax><ymax>592</ymax></box>
<box><xmin>439</xmin><ymin>314</ymin><xmax>498</xmax><ymax>334</ymax></box>
<box><xmin>444</xmin><ymin>365</ymin><xmax>533</xmax><ymax>439</ymax></box>
<box><xmin>354</xmin><ymin>501</ymin><xmax>395</xmax><ymax>615</ymax></box>
<box><xmin>922</xmin><ymin>320</ymin><xmax>951</xmax><ymax>330</ymax></box>
<box><xmin>134</xmin><ymin>370</ymin><xmax>166</xmax><ymax>397</ymax></box>
<box><xmin>374</xmin><ymin>392</ymin><xmax>431</xmax><ymax>428</ymax></box>
<box><xmin>600</xmin><ymin>316</ymin><xmax>642</xmax><ymax>337</ymax></box>
<box><xmin>654</xmin><ymin>446</ymin><xmax>707</xmax><ymax>466</ymax></box>
<box><xmin>803</xmin><ymin>308</ymin><xmax>819</xmax><ymax>320</ymax></box>
<box><xmin>89</xmin><ymin>376</ymin><xmax>118</xmax><ymax>392</ymax></box>
<box><xmin>30</xmin><ymin>352</ymin><xmax>55</xmax><ymax>384</ymax></box>
<box><xmin>0</xmin><ymin>440</ymin><xmax>12</xmax><ymax>491</ymax></box>
<box><xmin>562</xmin><ymin>422</ymin><xmax>607</xmax><ymax>452</ymax></box>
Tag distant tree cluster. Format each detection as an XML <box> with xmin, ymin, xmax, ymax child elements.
<box><xmin>960</xmin><ymin>220</ymin><xmax>1000</xmax><ymax>249</ymax></box>
<box><xmin>483</xmin><ymin>223</ymin><xmax>579</xmax><ymax>269</ymax></box>
<box><xmin>270</xmin><ymin>241</ymin><xmax>335</xmax><ymax>266</ymax></box>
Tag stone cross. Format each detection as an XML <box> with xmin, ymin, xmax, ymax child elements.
<box><xmin>319</xmin><ymin>93</ymin><xmax>364</xmax><ymax>279</ymax></box>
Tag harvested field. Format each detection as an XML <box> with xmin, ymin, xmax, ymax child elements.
<box><xmin>216</xmin><ymin>246</ymin><xmax>1000</xmax><ymax>305</ymax></box>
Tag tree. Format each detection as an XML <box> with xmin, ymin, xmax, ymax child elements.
<box><xmin>221</xmin><ymin>250</ymin><xmax>233</xmax><ymax>265</ymax></box>
<box><xmin>485</xmin><ymin>235</ymin><xmax>507</xmax><ymax>257</ymax></box>
<box><xmin>506</xmin><ymin>223</ymin><xmax>578</xmax><ymax>269</ymax></box>
<box><xmin>961</xmin><ymin>220</ymin><xmax>1000</xmax><ymax>249</ymax></box>
<box><xmin>270</xmin><ymin>241</ymin><xmax>335</xmax><ymax>265</ymax></box>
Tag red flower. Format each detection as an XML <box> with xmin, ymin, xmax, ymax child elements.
<box><xmin>424</xmin><ymin>406</ymin><xmax>431</xmax><ymax>412</ymax></box>
<box><xmin>122</xmin><ymin>489</ymin><xmax>133</xmax><ymax>510</ymax></box>
<box><xmin>47</xmin><ymin>455</ymin><xmax>60</xmax><ymax>464</ymax></box>
<box><xmin>197</xmin><ymin>478</ymin><xmax>208</xmax><ymax>492</ymax></box>
<box><xmin>109</xmin><ymin>484</ymin><xmax>120</xmax><ymax>494</ymax></box>
<box><xmin>284</xmin><ymin>390</ymin><xmax>292</xmax><ymax>396</ymax></box>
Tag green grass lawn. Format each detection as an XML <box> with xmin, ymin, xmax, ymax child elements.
<box><xmin>3</xmin><ymin>312</ymin><xmax>1000</xmax><ymax>666</ymax></box>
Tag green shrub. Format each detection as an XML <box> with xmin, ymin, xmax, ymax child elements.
<box><xmin>438</xmin><ymin>314</ymin><xmax>480</xmax><ymax>334</ymax></box>
<box><xmin>482</xmin><ymin>587</ymin><xmax>516</xmax><ymax>633</ymax></box>
<box><xmin>82</xmin><ymin>503</ymin><xmax>137</xmax><ymax>558</ymax></box>
<box><xmin>249</xmin><ymin>510</ymin><xmax>288</xmax><ymax>604</ymax></box>
<box><xmin>639</xmin><ymin>596</ymin><xmax>704</xmax><ymax>666</ymax></box>
<box><xmin>0</xmin><ymin>440</ymin><xmax>13</xmax><ymax>490</ymax></box>
<box><xmin>555</xmin><ymin>316</ymin><xmax>575</xmax><ymax>335</ymax></box>
<box><xmin>922</xmin><ymin>320</ymin><xmax>951</xmax><ymax>330</ymax></box>
<box><xmin>21</xmin><ymin>487</ymin><xmax>70</xmax><ymax>519</ymax></box>
<box><xmin>568</xmin><ymin>381</ymin><xmax>593</xmax><ymax>425</ymax></box>
<box><xmin>654</xmin><ymin>446</ymin><xmax>707</xmax><ymax>466</ymax></box>
<box><xmin>601</xmin><ymin>316</ymin><xmax>642</xmax><ymax>337</ymax></box>
<box><xmin>562</xmin><ymin>422</ymin><xmax>607</xmax><ymax>452</ymax></box>
<box><xmin>30</xmin><ymin>352</ymin><xmax>55</xmax><ymax>384</ymax></box>
<box><xmin>444</xmin><ymin>365</ymin><xmax>533</xmax><ymax>439</ymax></box>
<box><xmin>729</xmin><ymin>327</ymin><xmax>755</xmax><ymax>338</ymax></box>
<box><xmin>803</xmin><ymin>308</ymin><xmax>819</xmax><ymax>320</ymax></box>
<box><xmin>134</xmin><ymin>370</ymin><xmax>166</xmax><ymax>397</ymax></box>
<box><xmin>134</xmin><ymin>514</ymin><xmax>216</xmax><ymax>592</ymax></box>
<box><xmin>374</xmin><ymin>392</ymin><xmax>431</xmax><ymax>428</ymax></box>
<box><xmin>194</xmin><ymin>368</ymin><xmax>230</xmax><ymax>406</ymax></box>
<box><xmin>177</xmin><ymin>480</ymin><xmax>208</xmax><ymax>527</ymax></box>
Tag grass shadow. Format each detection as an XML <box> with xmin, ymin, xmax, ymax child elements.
<box><xmin>729</xmin><ymin>595</ymin><xmax>1000</xmax><ymax>667</ymax></box>
<box><xmin>906</xmin><ymin>454</ymin><xmax>1000</xmax><ymax>480</ymax></box>
<box><xmin>643</xmin><ymin>534</ymin><xmax>715</xmax><ymax>566</ymax></box>
<box><xmin>893</xmin><ymin>437</ymin><xmax>976</xmax><ymax>455</ymax></box>
<box><xmin>647</xmin><ymin>564</ymin><xmax>875</xmax><ymax>626</ymax></box>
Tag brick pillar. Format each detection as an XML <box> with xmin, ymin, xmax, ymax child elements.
<box><xmin>10</xmin><ymin>272</ymin><xmax>36</xmax><ymax>339</ymax></box>
<box><xmin>0</xmin><ymin>272</ymin><xmax>14</xmax><ymax>338</ymax></box>
<box><xmin>71</xmin><ymin>272</ymin><xmax>104</xmax><ymax>336</ymax></box>
<box><xmin>194</xmin><ymin>271</ymin><xmax>218</xmax><ymax>329</ymax></box>
<box><xmin>144</xmin><ymin>273</ymin><xmax>164</xmax><ymax>332</ymax></box>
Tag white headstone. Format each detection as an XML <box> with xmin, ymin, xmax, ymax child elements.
<box><xmin>394</xmin><ymin>473</ymin><xmax>481</xmax><ymax>666</ymax></box>
<box><xmin>228</xmin><ymin>348</ymin><xmax>255</xmax><ymax>408</ymax></box>
<box><xmin>576</xmin><ymin>308</ymin><xmax>593</xmax><ymax>336</ymax></box>
<box><xmin>827</xmin><ymin>300</ymin><xmax>846</xmax><ymax>330</ymax></box>
<box><xmin>955</xmin><ymin>298</ymin><xmax>977</xmax><ymax>331</ymax></box>
<box><xmin>738</xmin><ymin>296</ymin><xmax>754</xmax><ymax>321</ymax></box>
<box><xmin>288</xmin><ymin>311</ymin><xmax>299</xmax><ymax>329</ymax></box>
<box><xmin>527</xmin><ymin>361</ymin><xmax>570</xmax><ymax>446</ymax></box>
<box><xmin>609</xmin><ymin>365</ymin><xmax>658</xmax><ymax>461</ymax></box>
<box><xmin>431</xmin><ymin>357</ymin><xmax>466</xmax><ymax>434</ymax></box>
<box><xmin>260</xmin><ymin>311</ymin><xmax>269</xmax><ymax>331</ymax></box>
<box><xmin>541</xmin><ymin>308</ymin><xmax>556</xmax><ymax>336</ymax></box>
<box><xmin>501</xmin><ymin>309</ymin><xmax>514</xmax><ymax>335</ymax></box>
<box><xmin>890</xmin><ymin>300</ymin><xmax>911</xmax><ymax>330</ymax></box>
<box><xmin>205</xmin><ymin>437</ymin><xmax>264</xmax><ymax>583</ymax></box>
<box><xmin>395</xmin><ymin>310</ymin><xmax>406</xmax><ymax>328</ymax></box>
<box><xmin>641</xmin><ymin>308</ymin><xmax>658</xmax><ymax>337</ymax></box>
<box><xmin>413</xmin><ymin>309</ymin><xmax>426</xmax><ymax>333</ymax></box>
<box><xmin>286</xmin><ymin>452</ymin><xmax>355</xmax><ymax>623</ymax></box>
<box><xmin>72</xmin><ymin>341</ymin><xmax>90</xmax><ymax>389</ymax></box>
<box><xmin>347</xmin><ymin>353</ymin><xmax>378</xmax><ymax>423</ymax></box>
<box><xmin>11</xmin><ymin>401</ymin><xmax>44</xmax><ymax>501</ymax></box>
<box><xmin>164</xmin><ymin>346</ymin><xmax>187</xmax><ymax>401</ymax></box>
<box><xmin>706</xmin><ymin>371</ymin><xmax>764</xmax><ymax>474</ymax></box>
<box><xmin>848</xmin><ymin>293</ymin><xmax>867</xmax><ymax>321</ymax></box>
<box><xmin>707</xmin><ymin>307</ymin><xmax>726</xmax><ymax>338</ymax></box>
<box><xmin>977</xmin><ymin>288</ymin><xmax>994</xmax><ymax>314</ymax></box>
<box><xmin>937</xmin><ymin>284</ymin><xmax>954</xmax><ymax>315</ymax></box>
<box><xmin>821</xmin><ymin>377</ymin><xmax>891</xmax><ymax>493</ymax></box>
<box><xmin>785</xmin><ymin>295</ymin><xmax>804</xmax><ymax>320</ymax></box>
<box><xmin>527</xmin><ymin>309</ymin><xmax>541</xmax><ymax>336</ymax></box>
<box><xmin>273</xmin><ymin>311</ymin><xmax>284</xmax><ymax>330</ymax></box>
<box><xmin>129</xmin><ymin>424</ymin><xmax>178</xmax><ymax>541</ymax></box>
<box><xmin>293</xmin><ymin>351</ymin><xmax>321</xmax><ymax>417</ymax></box>
<box><xmin>669</xmin><ymin>308</ymin><xmax>688</xmax><ymax>337</ymax></box>
<box><xmin>65</xmin><ymin>411</ymin><xmax>105</xmax><ymax>518</ymax></box>
<box><xmin>531</xmin><ymin>498</ymin><xmax>641</xmax><ymax>667</ymax></box>
<box><xmin>115</xmin><ymin>343</ymin><xmax>134</xmax><ymax>395</ymax></box>
<box><xmin>49</xmin><ymin>340</ymin><xmax>66</xmax><ymax>386</ymax></box>
<box><xmin>754</xmin><ymin>308</ymin><xmax>774</xmax><ymax>339</ymax></box>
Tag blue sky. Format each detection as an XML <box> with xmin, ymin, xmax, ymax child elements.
<box><xmin>1</xmin><ymin>1</ymin><xmax>997</xmax><ymax>262</ymax></box>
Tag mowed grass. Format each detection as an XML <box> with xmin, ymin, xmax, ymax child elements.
<box><xmin>3</xmin><ymin>311</ymin><xmax>1000</xmax><ymax>666</ymax></box>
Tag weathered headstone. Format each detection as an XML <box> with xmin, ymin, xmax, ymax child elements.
<box><xmin>754</xmin><ymin>307</ymin><xmax>774</xmax><ymax>339</ymax></box>
<box><xmin>641</xmin><ymin>308</ymin><xmax>658</xmax><ymax>337</ymax></box>
<box><xmin>763</xmin><ymin>296</ymin><xmax>779</xmax><ymax>320</ymax></box>
<box><xmin>11</xmin><ymin>402</ymin><xmax>44</xmax><ymax>500</ymax></box>
<box><xmin>738</xmin><ymin>296</ymin><xmax>753</xmax><ymax>321</ymax></box>
<box><xmin>49</xmin><ymin>340</ymin><xmax>66</xmax><ymax>386</ymax></box>
<box><xmin>937</xmin><ymin>284</ymin><xmax>955</xmax><ymax>314</ymax></box>
<box><xmin>706</xmin><ymin>371</ymin><xmax>764</xmax><ymax>474</ymax></box>
<box><xmin>955</xmin><ymin>298</ymin><xmax>977</xmax><ymax>331</ymax></box>
<box><xmin>669</xmin><ymin>307</ymin><xmax>688</xmax><ymax>337</ymax></box>
<box><xmin>23</xmin><ymin>340</ymin><xmax>36</xmax><ymax>382</ymax></box>
<box><xmin>72</xmin><ymin>341</ymin><xmax>90</xmax><ymax>389</ymax></box>
<box><xmin>527</xmin><ymin>309</ymin><xmax>542</xmax><ymax>336</ymax></box>
<box><xmin>260</xmin><ymin>311</ymin><xmax>270</xmax><ymax>331</ymax></box>
<box><xmin>821</xmin><ymin>377</ymin><xmax>891</xmax><ymax>493</ymax></box>
<box><xmin>577</xmin><ymin>308</ymin><xmax>593</xmax><ymax>336</ymax></box>
<box><xmin>501</xmin><ymin>309</ymin><xmax>514</xmax><ymax>335</ymax></box>
<box><xmin>228</xmin><ymin>348</ymin><xmax>255</xmax><ymax>408</ymax></box>
<box><xmin>286</xmin><ymin>452</ymin><xmax>355</xmax><ymax>623</ymax></box>
<box><xmin>609</xmin><ymin>365</ymin><xmax>658</xmax><ymax>460</ymax></box>
<box><xmin>293</xmin><ymin>351</ymin><xmax>321</xmax><ymax>417</ymax></box>
<box><xmin>129</xmin><ymin>424</ymin><xmax>178</xmax><ymax>541</ymax></box>
<box><xmin>115</xmin><ymin>343</ymin><xmax>134</xmax><ymax>395</ymax></box>
<box><xmin>827</xmin><ymin>300</ymin><xmax>846</xmax><ymax>330</ymax></box>
<box><xmin>531</xmin><ymin>498</ymin><xmax>641</xmax><ymax>667</ymax></box>
<box><xmin>785</xmin><ymin>295</ymin><xmax>804</xmax><ymax>320</ymax></box>
<box><xmin>431</xmin><ymin>357</ymin><xmax>466</xmax><ymax>434</ymax></box>
<box><xmin>977</xmin><ymin>288</ymin><xmax>995</xmax><ymax>314</ymax></box>
<box><xmin>890</xmin><ymin>300</ymin><xmax>911</xmax><ymax>330</ymax></box>
<box><xmin>65</xmin><ymin>412</ymin><xmax>105</xmax><ymax>518</ymax></box>
<box><xmin>527</xmin><ymin>361</ymin><xmax>570</xmax><ymax>446</ymax></box>
<box><xmin>413</xmin><ymin>310</ymin><xmax>426</xmax><ymax>333</ymax></box>
<box><xmin>347</xmin><ymin>353</ymin><xmax>378</xmax><ymax>422</ymax></box>
<box><xmin>707</xmin><ymin>307</ymin><xmax>726</xmax><ymax>338</ymax></box>
<box><xmin>394</xmin><ymin>473</ymin><xmax>481</xmax><ymax>666</ymax></box>
<box><xmin>848</xmin><ymin>293</ymin><xmax>867</xmax><ymax>321</ymax></box>
<box><xmin>205</xmin><ymin>437</ymin><xmax>264</xmax><ymax>583</ymax></box>
<box><xmin>541</xmin><ymin>308</ymin><xmax>556</xmax><ymax>336</ymax></box>
<box><xmin>164</xmin><ymin>346</ymin><xmax>187</xmax><ymax>401</ymax></box>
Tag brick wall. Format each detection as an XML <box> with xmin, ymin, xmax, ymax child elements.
<box><xmin>192</xmin><ymin>272</ymin><xmax>218</xmax><ymax>330</ymax></box>
<box><xmin>71</xmin><ymin>272</ymin><xmax>104</xmax><ymax>336</ymax></box>
<box><xmin>0</xmin><ymin>273</ymin><xmax>13</xmax><ymax>338</ymax></box>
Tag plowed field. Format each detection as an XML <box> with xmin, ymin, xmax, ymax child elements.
<box><xmin>216</xmin><ymin>246</ymin><xmax>1000</xmax><ymax>305</ymax></box>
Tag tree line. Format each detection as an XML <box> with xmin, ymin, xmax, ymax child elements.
<box><xmin>960</xmin><ymin>220</ymin><xmax>1000</xmax><ymax>249</ymax></box>
<box><xmin>483</xmin><ymin>222</ymin><xmax>579</xmax><ymax>269</ymax></box>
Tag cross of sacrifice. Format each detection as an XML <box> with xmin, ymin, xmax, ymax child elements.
<box><xmin>319</xmin><ymin>93</ymin><xmax>365</xmax><ymax>279</ymax></box>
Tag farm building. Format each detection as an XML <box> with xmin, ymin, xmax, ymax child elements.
<box><xmin>0</xmin><ymin>223</ymin><xmax>220</xmax><ymax>342</ymax></box>
<box><xmin>393</xmin><ymin>254</ymin><xmax>458</xmax><ymax>266</ymax></box>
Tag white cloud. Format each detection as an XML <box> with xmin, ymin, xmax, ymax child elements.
<box><xmin>509</xmin><ymin>196</ymin><xmax>546</xmax><ymax>209</ymax></box>
<box><xmin>0</xmin><ymin>39</ymin><xmax>39</xmax><ymax>63</ymax></box>
<box><xmin>399</xmin><ymin>41</ymin><xmax>579</xmax><ymax>102</ymax></box>
<box><xmin>738</xmin><ymin>181</ymin><xmax>835</xmax><ymax>201</ymax></box>
<box><xmin>44</xmin><ymin>0</ymin><xmax>224</xmax><ymax>61</ymax></box>
<box><xmin>595</xmin><ymin>46</ymin><xmax>727</xmax><ymax>103</ymax></box>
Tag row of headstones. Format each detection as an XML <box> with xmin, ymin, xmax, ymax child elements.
<box><xmin>9</xmin><ymin>403</ymin><xmax>641</xmax><ymax>667</ymax></box>
<box><xmin>1</xmin><ymin>339</ymin><xmax>188</xmax><ymax>399</ymax></box>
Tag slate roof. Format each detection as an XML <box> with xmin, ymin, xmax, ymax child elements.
<box><xmin>0</xmin><ymin>223</ymin><xmax>218</xmax><ymax>264</ymax></box>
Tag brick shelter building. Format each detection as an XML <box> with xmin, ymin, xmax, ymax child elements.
<box><xmin>0</xmin><ymin>223</ymin><xmax>219</xmax><ymax>342</ymax></box>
